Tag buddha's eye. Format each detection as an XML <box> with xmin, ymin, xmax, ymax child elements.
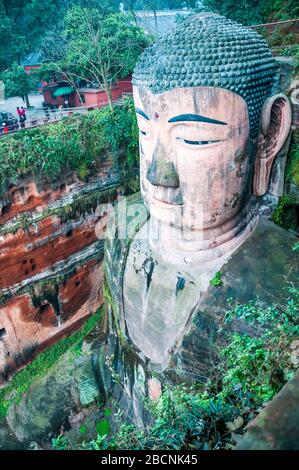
<box><xmin>176</xmin><ymin>137</ymin><xmax>221</xmax><ymax>146</ymax></box>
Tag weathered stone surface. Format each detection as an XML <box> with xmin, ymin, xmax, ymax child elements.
<box><xmin>0</xmin><ymin>421</ymin><xmax>23</xmax><ymax>450</ymax></box>
<box><xmin>105</xmin><ymin>194</ymin><xmax>299</xmax><ymax>381</ymax></box>
<box><xmin>0</xmin><ymin>158</ymin><xmax>119</xmax><ymax>383</ymax></box>
<box><xmin>104</xmin><ymin>12</ymin><xmax>296</xmax><ymax>446</ymax></box>
<box><xmin>4</xmin><ymin>338</ymin><xmax>101</xmax><ymax>447</ymax></box>
<box><xmin>236</xmin><ymin>370</ymin><xmax>299</xmax><ymax>450</ymax></box>
<box><xmin>102</xmin><ymin>211</ymin><xmax>299</xmax><ymax>440</ymax></box>
<box><xmin>168</xmin><ymin>217</ymin><xmax>299</xmax><ymax>382</ymax></box>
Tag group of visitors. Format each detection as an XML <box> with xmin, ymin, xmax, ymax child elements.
<box><xmin>0</xmin><ymin>107</ymin><xmax>27</xmax><ymax>136</ymax></box>
<box><xmin>16</xmin><ymin>106</ymin><xmax>27</xmax><ymax>128</ymax></box>
<box><xmin>0</xmin><ymin>112</ymin><xmax>18</xmax><ymax>135</ymax></box>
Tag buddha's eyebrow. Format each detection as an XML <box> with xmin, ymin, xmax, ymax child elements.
<box><xmin>168</xmin><ymin>114</ymin><xmax>227</xmax><ymax>125</ymax></box>
<box><xmin>135</xmin><ymin>108</ymin><xmax>150</xmax><ymax>121</ymax></box>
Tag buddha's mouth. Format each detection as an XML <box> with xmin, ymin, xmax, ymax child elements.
<box><xmin>147</xmin><ymin>191</ymin><xmax>184</xmax><ymax>206</ymax></box>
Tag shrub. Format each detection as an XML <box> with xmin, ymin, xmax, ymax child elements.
<box><xmin>271</xmin><ymin>194</ymin><xmax>298</xmax><ymax>230</ymax></box>
<box><xmin>52</xmin><ymin>286</ymin><xmax>299</xmax><ymax>450</ymax></box>
<box><xmin>0</xmin><ymin>98</ymin><xmax>139</xmax><ymax>197</ymax></box>
<box><xmin>0</xmin><ymin>309</ymin><xmax>102</xmax><ymax>419</ymax></box>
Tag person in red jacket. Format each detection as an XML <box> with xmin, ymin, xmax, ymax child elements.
<box><xmin>20</xmin><ymin>107</ymin><xmax>27</xmax><ymax>120</ymax></box>
<box><xmin>3</xmin><ymin>123</ymin><xmax>9</xmax><ymax>133</ymax></box>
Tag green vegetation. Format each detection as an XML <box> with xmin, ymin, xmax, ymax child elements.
<box><xmin>271</xmin><ymin>121</ymin><xmax>298</xmax><ymax>233</ymax></box>
<box><xmin>0</xmin><ymin>309</ymin><xmax>102</xmax><ymax>419</ymax></box>
<box><xmin>0</xmin><ymin>186</ymin><xmax>117</xmax><ymax>237</ymax></box>
<box><xmin>59</xmin><ymin>9</ymin><xmax>149</xmax><ymax>110</ymax></box>
<box><xmin>203</xmin><ymin>1</ymin><xmax>299</xmax><ymax>25</ymax></box>
<box><xmin>52</xmin><ymin>285</ymin><xmax>299</xmax><ymax>450</ymax></box>
<box><xmin>271</xmin><ymin>194</ymin><xmax>298</xmax><ymax>230</ymax></box>
<box><xmin>0</xmin><ymin>64</ymin><xmax>34</xmax><ymax>107</ymax></box>
<box><xmin>286</xmin><ymin>135</ymin><xmax>299</xmax><ymax>187</ymax></box>
<box><xmin>221</xmin><ymin>289</ymin><xmax>299</xmax><ymax>400</ymax></box>
<box><xmin>0</xmin><ymin>97</ymin><xmax>138</xmax><ymax>197</ymax></box>
<box><xmin>210</xmin><ymin>271</ymin><xmax>223</xmax><ymax>287</ymax></box>
<box><xmin>51</xmin><ymin>435</ymin><xmax>69</xmax><ymax>450</ymax></box>
<box><xmin>0</xmin><ymin>1</ymin><xmax>122</xmax><ymax>72</ymax></box>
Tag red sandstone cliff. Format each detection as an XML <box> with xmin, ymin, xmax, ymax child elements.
<box><xmin>0</xmin><ymin>157</ymin><xmax>118</xmax><ymax>383</ymax></box>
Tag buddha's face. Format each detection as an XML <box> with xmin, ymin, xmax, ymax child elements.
<box><xmin>134</xmin><ymin>85</ymin><xmax>254</xmax><ymax>234</ymax></box>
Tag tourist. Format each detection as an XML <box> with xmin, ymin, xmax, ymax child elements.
<box><xmin>3</xmin><ymin>122</ymin><xmax>9</xmax><ymax>134</ymax></box>
<box><xmin>19</xmin><ymin>115</ymin><xmax>26</xmax><ymax>129</ymax></box>
<box><xmin>20</xmin><ymin>107</ymin><xmax>27</xmax><ymax>121</ymax></box>
<box><xmin>16</xmin><ymin>107</ymin><xmax>22</xmax><ymax>118</ymax></box>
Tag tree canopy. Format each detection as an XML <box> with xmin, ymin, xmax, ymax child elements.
<box><xmin>41</xmin><ymin>8</ymin><xmax>149</xmax><ymax>109</ymax></box>
<box><xmin>202</xmin><ymin>0</ymin><xmax>299</xmax><ymax>25</ymax></box>
<box><xmin>0</xmin><ymin>63</ymin><xmax>34</xmax><ymax>106</ymax></box>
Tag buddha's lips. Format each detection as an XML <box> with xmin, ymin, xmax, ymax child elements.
<box><xmin>148</xmin><ymin>192</ymin><xmax>184</xmax><ymax>206</ymax></box>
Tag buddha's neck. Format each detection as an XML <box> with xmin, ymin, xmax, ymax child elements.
<box><xmin>147</xmin><ymin>203</ymin><xmax>258</xmax><ymax>265</ymax></box>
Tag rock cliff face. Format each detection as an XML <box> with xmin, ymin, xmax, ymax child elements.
<box><xmin>103</xmin><ymin>194</ymin><xmax>299</xmax><ymax>425</ymax></box>
<box><xmin>0</xmin><ymin>156</ymin><xmax>119</xmax><ymax>384</ymax></box>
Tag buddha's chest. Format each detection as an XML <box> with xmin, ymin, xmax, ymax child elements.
<box><xmin>123</xmin><ymin>230</ymin><xmax>221</xmax><ymax>368</ymax></box>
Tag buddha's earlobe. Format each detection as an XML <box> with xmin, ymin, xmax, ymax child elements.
<box><xmin>253</xmin><ymin>94</ymin><xmax>292</xmax><ymax>196</ymax></box>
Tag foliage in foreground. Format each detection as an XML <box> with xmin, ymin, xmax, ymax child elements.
<box><xmin>53</xmin><ymin>285</ymin><xmax>299</xmax><ymax>450</ymax></box>
<box><xmin>0</xmin><ymin>309</ymin><xmax>102</xmax><ymax>419</ymax></box>
<box><xmin>0</xmin><ymin>97</ymin><xmax>139</xmax><ymax>197</ymax></box>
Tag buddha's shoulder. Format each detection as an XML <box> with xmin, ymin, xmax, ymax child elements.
<box><xmin>168</xmin><ymin>218</ymin><xmax>298</xmax><ymax>382</ymax></box>
<box><xmin>201</xmin><ymin>216</ymin><xmax>299</xmax><ymax>313</ymax></box>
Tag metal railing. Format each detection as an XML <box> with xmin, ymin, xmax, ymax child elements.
<box><xmin>250</xmin><ymin>18</ymin><xmax>299</xmax><ymax>29</ymax></box>
<box><xmin>250</xmin><ymin>17</ymin><xmax>299</xmax><ymax>49</ymax></box>
<box><xmin>0</xmin><ymin>91</ymin><xmax>133</xmax><ymax>137</ymax></box>
<box><xmin>0</xmin><ymin>105</ymin><xmax>97</xmax><ymax>137</ymax></box>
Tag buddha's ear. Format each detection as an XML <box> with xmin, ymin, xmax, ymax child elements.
<box><xmin>253</xmin><ymin>94</ymin><xmax>292</xmax><ymax>196</ymax></box>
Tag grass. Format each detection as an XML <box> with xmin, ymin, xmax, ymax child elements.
<box><xmin>0</xmin><ymin>308</ymin><xmax>102</xmax><ymax>419</ymax></box>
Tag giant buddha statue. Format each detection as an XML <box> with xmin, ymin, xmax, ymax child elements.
<box><xmin>104</xmin><ymin>13</ymin><xmax>297</xmax><ymax>381</ymax></box>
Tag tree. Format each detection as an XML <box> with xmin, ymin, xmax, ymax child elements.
<box><xmin>0</xmin><ymin>1</ymin><xmax>25</xmax><ymax>71</ymax></box>
<box><xmin>202</xmin><ymin>0</ymin><xmax>299</xmax><ymax>25</ymax></box>
<box><xmin>142</xmin><ymin>1</ymin><xmax>162</xmax><ymax>34</ymax></box>
<box><xmin>0</xmin><ymin>0</ymin><xmax>121</xmax><ymax>72</ymax></box>
<box><xmin>59</xmin><ymin>8</ymin><xmax>149</xmax><ymax>110</ymax></box>
<box><xmin>202</xmin><ymin>1</ymin><xmax>263</xmax><ymax>24</ymax></box>
<box><xmin>1</xmin><ymin>63</ymin><xmax>34</xmax><ymax>107</ymax></box>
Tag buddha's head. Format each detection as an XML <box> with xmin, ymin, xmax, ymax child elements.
<box><xmin>132</xmin><ymin>13</ymin><xmax>291</xmax><ymax>239</ymax></box>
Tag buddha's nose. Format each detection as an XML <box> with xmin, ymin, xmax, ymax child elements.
<box><xmin>146</xmin><ymin>144</ymin><xmax>180</xmax><ymax>189</ymax></box>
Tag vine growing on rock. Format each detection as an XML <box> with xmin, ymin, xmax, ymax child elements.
<box><xmin>0</xmin><ymin>97</ymin><xmax>139</xmax><ymax>198</ymax></box>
